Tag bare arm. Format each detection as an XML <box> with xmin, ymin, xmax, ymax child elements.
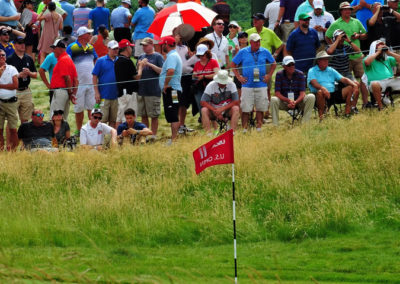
<box><xmin>0</xmin><ymin>75</ymin><xmax>18</xmax><ymax>90</ymax></box>
<box><xmin>39</xmin><ymin>68</ymin><xmax>51</xmax><ymax>89</ymax></box>
<box><xmin>93</xmin><ymin>74</ymin><xmax>100</xmax><ymax>103</ymax></box>
<box><xmin>274</xmin><ymin>7</ymin><xmax>285</xmax><ymax>29</ymax></box>
<box><xmin>162</xmin><ymin>68</ymin><xmax>175</xmax><ymax>93</ymax></box>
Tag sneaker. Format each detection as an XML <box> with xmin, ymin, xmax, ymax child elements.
<box><xmin>256</xmin><ymin>127</ymin><xmax>262</xmax><ymax>132</ymax></box>
<box><xmin>242</xmin><ymin>128</ymin><xmax>248</xmax><ymax>134</ymax></box>
<box><xmin>351</xmin><ymin>107</ymin><xmax>359</xmax><ymax>114</ymax></box>
<box><xmin>185</xmin><ymin>125</ymin><xmax>195</xmax><ymax>132</ymax></box>
<box><xmin>178</xmin><ymin>125</ymin><xmax>186</xmax><ymax>134</ymax></box>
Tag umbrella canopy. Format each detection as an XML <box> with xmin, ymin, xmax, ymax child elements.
<box><xmin>178</xmin><ymin>0</ymin><xmax>201</xmax><ymax>3</ymax></box>
<box><xmin>148</xmin><ymin>2</ymin><xmax>217</xmax><ymax>38</ymax></box>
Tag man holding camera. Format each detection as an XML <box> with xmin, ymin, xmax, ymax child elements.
<box><xmin>363</xmin><ymin>40</ymin><xmax>400</xmax><ymax>110</ymax></box>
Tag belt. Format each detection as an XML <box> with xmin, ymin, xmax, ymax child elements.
<box><xmin>0</xmin><ymin>96</ymin><xmax>18</xmax><ymax>103</ymax></box>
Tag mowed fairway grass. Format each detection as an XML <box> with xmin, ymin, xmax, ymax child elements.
<box><xmin>0</xmin><ymin>93</ymin><xmax>400</xmax><ymax>283</ymax></box>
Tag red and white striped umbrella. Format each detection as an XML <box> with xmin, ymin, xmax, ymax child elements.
<box><xmin>148</xmin><ymin>2</ymin><xmax>217</xmax><ymax>38</ymax></box>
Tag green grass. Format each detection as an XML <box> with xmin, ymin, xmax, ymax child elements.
<box><xmin>1</xmin><ymin>103</ymin><xmax>400</xmax><ymax>282</ymax></box>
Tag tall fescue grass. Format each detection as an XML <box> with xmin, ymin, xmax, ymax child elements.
<box><xmin>1</xmin><ymin>110</ymin><xmax>400</xmax><ymax>249</ymax></box>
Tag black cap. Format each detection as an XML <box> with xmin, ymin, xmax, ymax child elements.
<box><xmin>0</xmin><ymin>29</ymin><xmax>10</xmax><ymax>36</ymax></box>
<box><xmin>252</xmin><ymin>13</ymin><xmax>266</xmax><ymax>20</ymax></box>
<box><xmin>14</xmin><ymin>36</ymin><xmax>25</xmax><ymax>44</ymax></box>
<box><xmin>52</xmin><ymin>109</ymin><xmax>64</xmax><ymax>116</ymax></box>
<box><xmin>50</xmin><ymin>38</ymin><xmax>66</xmax><ymax>49</ymax></box>
<box><xmin>238</xmin><ymin>31</ymin><xmax>248</xmax><ymax>38</ymax></box>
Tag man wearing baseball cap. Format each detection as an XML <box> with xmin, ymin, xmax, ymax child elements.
<box><xmin>114</xmin><ymin>39</ymin><xmax>143</xmax><ymax>127</ymax></box>
<box><xmin>232</xmin><ymin>33</ymin><xmax>276</xmax><ymax>132</ymax></box>
<box><xmin>326</xmin><ymin>2</ymin><xmax>368</xmax><ymax>107</ymax></box>
<box><xmin>49</xmin><ymin>38</ymin><xmax>78</xmax><ymax>121</ymax></box>
<box><xmin>309</xmin><ymin>0</ymin><xmax>335</xmax><ymax>45</ymax></box>
<box><xmin>286</xmin><ymin>13</ymin><xmax>320</xmax><ymax>74</ymax></box>
<box><xmin>137</xmin><ymin>37</ymin><xmax>164</xmax><ymax>140</ymax></box>
<box><xmin>92</xmin><ymin>40</ymin><xmax>119</xmax><ymax>128</ymax></box>
<box><xmin>66</xmin><ymin>26</ymin><xmax>97</xmax><ymax>134</ymax></box>
<box><xmin>110</xmin><ymin>0</ymin><xmax>132</xmax><ymax>42</ymax></box>
<box><xmin>246</xmin><ymin>13</ymin><xmax>284</xmax><ymax>59</ymax></box>
<box><xmin>271</xmin><ymin>56</ymin><xmax>315</xmax><ymax>125</ymax></box>
<box><xmin>158</xmin><ymin>36</ymin><xmax>182</xmax><ymax>143</ymax></box>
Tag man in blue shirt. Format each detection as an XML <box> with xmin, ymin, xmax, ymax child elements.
<box><xmin>92</xmin><ymin>40</ymin><xmax>119</xmax><ymax>128</ymax></box>
<box><xmin>110</xmin><ymin>0</ymin><xmax>132</xmax><ymax>42</ymax></box>
<box><xmin>88</xmin><ymin>0</ymin><xmax>110</xmax><ymax>35</ymax></box>
<box><xmin>59</xmin><ymin>0</ymin><xmax>75</xmax><ymax>29</ymax></box>
<box><xmin>117</xmin><ymin>108</ymin><xmax>152</xmax><ymax>145</ymax></box>
<box><xmin>158</xmin><ymin>36</ymin><xmax>182</xmax><ymax>142</ymax></box>
<box><xmin>0</xmin><ymin>0</ymin><xmax>20</xmax><ymax>28</ymax></box>
<box><xmin>232</xmin><ymin>33</ymin><xmax>276</xmax><ymax>132</ymax></box>
<box><xmin>131</xmin><ymin>0</ymin><xmax>155</xmax><ymax>57</ymax></box>
<box><xmin>286</xmin><ymin>13</ymin><xmax>320</xmax><ymax>74</ymax></box>
<box><xmin>308</xmin><ymin>51</ymin><xmax>358</xmax><ymax>120</ymax></box>
<box><xmin>351</xmin><ymin>0</ymin><xmax>384</xmax><ymax>30</ymax></box>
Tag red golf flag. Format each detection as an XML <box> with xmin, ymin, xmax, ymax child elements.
<box><xmin>193</xmin><ymin>129</ymin><xmax>234</xmax><ymax>175</ymax></box>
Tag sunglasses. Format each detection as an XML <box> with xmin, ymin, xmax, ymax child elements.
<box><xmin>216</xmin><ymin>22</ymin><xmax>224</xmax><ymax>26</ymax></box>
<box><xmin>229</xmin><ymin>25</ymin><xmax>238</xmax><ymax>29</ymax></box>
<box><xmin>285</xmin><ymin>63</ymin><xmax>295</xmax><ymax>67</ymax></box>
<box><xmin>0</xmin><ymin>54</ymin><xmax>5</xmax><ymax>57</ymax></box>
<box><xmin>34</xmin><ymin>113</ymin><xmax>44</xmax><ymax>118</ymax></box>
<box><xmin>93</xmin><ymin>116</ymin><xmax>102</xmax><ymax>120</ymax></box>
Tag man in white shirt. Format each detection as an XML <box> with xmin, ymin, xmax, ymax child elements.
<box><xmin>309</xmin><ymin>0</ymin><xmax>335</xmax><ymax>45</ymax></box>
<box><xmin>0</xmin><ymin>49</ymin><xmax>19</xmax><ymax>150</ymax></box>
<box><xmin>264</xmin><ymin>0</ymin><xmax>280</xmax><ymax>30</ymax></box>
<box><xmin>205</xmin><ymin>18</ymin><xmax>230</xmax><ymax>68</ymax></box>
<box><xmin>80</xmin><ymin>108</ymin><xmax>117</xmax><ymax>149</ymax></box>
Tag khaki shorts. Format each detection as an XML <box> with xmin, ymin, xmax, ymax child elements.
<box><xmin>117</xmin><ymin>92</ymin><xmax>138</xmax><ymax>123</ymax></box>
<box><xmin>50</xmin><ymin>89</ymin><xmax>70</xmax><ymax>120</ymax></box>
<box><xmin>0</xmin><ymin>100</ymin><xmax>18</xmax><ymax>129</ymax></box>
<box><xmin>240</xmin><ymin>87</ymin><xmax>269</xmax><ymax>112</ymax></box>
<box><xmin>101</xmin><ymin>98</ymin><xmax>118</xmax><ymax>124</ymax></box>
<box><xmin>16</xmin><ymin>88</ymin><xmax>34</xmax><ymax>122</ymax></box>
<box><xmin>134</xmin><ymin>39</ymin><xmax>144</xmax><ymax>57</ymax></box>
<box><xmin>349</xmin><ymin>57</ymin><xmax>364</xmax><ymax>79</ymax></box>
<box><xmin>75</xmin><ymin>85</ymin><xmax>95</xmax><ymax>113</ymax></box>
<box><xmin>280</xmin><ymin>22</ymin><xmax>295</xmax><ymax>43</ymax></box>
<box><xmin>137</xmin><ymin>95</ymin><xmax>161</xmax><ymax>118</ymax></box>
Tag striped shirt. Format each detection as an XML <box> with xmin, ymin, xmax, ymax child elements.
<box><xmin>274</xmin><ymin>69</ymin><xmax>306</xmax><ymax>100</ymax></box>
<box><xmin>66</xmin><ymin>41</ymin><xmax>98</xmax><ymax>84</ymax></box>
<box><xmin>73</xmin><ymin>7</ymin><xmax>91</xmax><ymax>35</ymax></box>
<box><xmin>327</xmin><ymin>44</ymin><xmax>353</xmax><ymax>76</ymax></box>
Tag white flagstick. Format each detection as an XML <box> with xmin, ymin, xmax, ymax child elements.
<box><xmin>232</xmin><ymin>163</ymin><xmax>237</xmax><ymax>283</ymax></box>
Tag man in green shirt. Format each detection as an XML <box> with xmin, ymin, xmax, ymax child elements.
<box><xmin>246</xmin><ymin>13</ymin><xmax>284</xmax><ymax>59</ymax></box>
<box><xmin>326</xmin><ymin>1</ymin><xmax>369</xmax><ymax>106</ymax></box>
<box><xmin>363</xmin><ymin>40</ymin><xmax>400</xmax><ymax>110</ymax></box>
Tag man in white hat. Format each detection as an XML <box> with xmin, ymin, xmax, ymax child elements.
<box><xmin>309</xmin><ymin>0</ymin><xmax>335</xmax><ymax>45</ymax></box>
<box><xmin>200</xmin><ymin>70</ymin><xmax>239</xmax><ymax>134</ymax></box>
<box><xmin>110</xmin><ymin>0</ymin><xmax>132</xmax><ymax>42</ymax></box>
<box><xmin>232</xmin><ymin>33</ymin><xmax>276</xmax><ymax>132</ymax></box>
<box><xmin>307</xmin><ymin>50</ymin><xmax>358</xmax><ymax>120</ymax></box>
<box><xmin>66</xmin><ymin>26</ymin><xmax>97</xmax><ymax>134</ymax></box>
<box><xmin>92</xmin><ymin>40</ymin><xmax>119</xmax><ymax>128</ymax></box>
<box><xmin>363</xmin><ymin>39</ymin><xmax>400</xmax><ymax>110</ymax></box>
<box><xmin>271</xmin><ymin>56</ymin><xmax>315</xmax><ymax>125</ymax></box>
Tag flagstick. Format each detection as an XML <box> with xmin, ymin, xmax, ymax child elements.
<box><xmin>232</xmin><ymin>163</ymin><xmax>237</xmax><ymax>283</ymax></box>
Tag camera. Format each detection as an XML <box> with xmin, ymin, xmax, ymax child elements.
<box><xmin>381</xmin><ymin>47</ymin><xmax>389</xmax><ymax>52</ymax></box>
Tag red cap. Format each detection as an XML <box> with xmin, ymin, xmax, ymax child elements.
<box><xmin>158</xmin><ymin>36</ymin><xmax>176</xmax><ymax>45</ymax></box>
<box><xmin>118</xmin><ymin>39</ymin><xmax>135</xmax><ymax>49</ymax></box>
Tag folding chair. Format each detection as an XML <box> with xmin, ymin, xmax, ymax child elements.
<box><xmin>287</xmin><ymin>108</ymin><xmax>303</xmax><ymax>125</ymax></box>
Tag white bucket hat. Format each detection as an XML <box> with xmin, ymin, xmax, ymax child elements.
<box><xmin>213</xmin><ymin>70</ymin><xmax>232</xmax><ymax>85</ymax></box>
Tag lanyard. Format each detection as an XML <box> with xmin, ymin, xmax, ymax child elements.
<box><xmin>213</xmin><ymin>32</ymin><xmax>223</xmax><ymax>51</ymax></box>
<box><xmin>251</xmin><ymin>50</ymin><xmax>258</xmax><ymax>64</ymax></box>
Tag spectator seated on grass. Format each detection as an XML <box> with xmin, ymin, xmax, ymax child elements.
<box><xmin>117</xmin><ymin>108</ymin><xmax>152</xmax><ymax>145</ymax></box>
<box><xmin>17</xmin><ymin>109</ymin><xmax>55</xmax><ymax>150</ymax></box>
<box><xmin>200</xmin><ymin>70</ymin><xmax>239</xmax><ymax>135</ymax></box>
<box><xmin>51</xmin><ymin>109</ymin><xmax>70</xmax><ymax>147</ymax></box>
<box><xmin>307</xmin><ymin>51</ymin><xmax>358</xmax><ymax>120</ymax></box>
<box><xmin>363</xmin><ymin>39</ymin><xmax>400</xmax><ymax>110</ymax></box>
<box><xmin>80</xmin><ymin>108</ymin><xmax>117</xmax><ymax>150</ymax></box>
<box><xmin>270</xmin><ymin>56</ymin><xmax>315</xmax><ymax>126</ymax></box>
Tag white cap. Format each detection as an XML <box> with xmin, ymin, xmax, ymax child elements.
<box><xmin>78</xmin><ymin>0</ymin><xmax>88</xmax><ymax>4</ymax></box>
<box><xmin>314</xmin><ymin>0</ymin><xmax>324</xmax><ymax>9</ymax></box>
<box><xmin>121</xmin><ymin>0</ymin><xmax>131</xmax><ymax>6</ymax></box>
<box><xmin>282</xmin><ymin>56</ymin><xmax>295</xmax><ymax>66</ymax></box>
<box><xmin>155</xmin><ymin>0</ymin><xmax>164</xmax><ymax>9</ymax></box>
<box><xmin>249</xmin><ymin>33</ymin><xmax>261</xmax><ymax>42</ymax></box>
<box><xmin>76</xmin><ymin>26</ymin><xmax>93</xmax><ymax>36</ymax></box>
<box><xmin>196</xmin><ymin>44</ymin><xmax>208</xmax><ymax>56</ymax></box>
<box><xmin>107</xmin><ymin>40</ymin><xmax>119</xmax><ymax>49</ymax></box>
<box><xmin>229</xmin><ymin>20</ymin><xmax>239</xmax><ymax>28</ymax></box>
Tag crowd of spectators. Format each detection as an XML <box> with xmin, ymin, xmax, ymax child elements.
<box><xmin>1</xmin><ymin>0</ymin><xmax>400</xmax><ymax>151</ymax></box>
